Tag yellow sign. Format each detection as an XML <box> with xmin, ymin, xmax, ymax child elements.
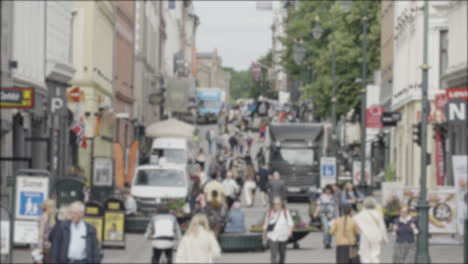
<box><xmin>84</xmin><ymin>217</ymin><xmax>103</xmax><ymax>242</ymax></box>
<box><xmin>108</xmin><ymin>202</ymin><xmax>120</xmax><ymax>210</ymax></box>
<box><xmin>104</xmin><ymin>212</ymin><xmax>124</xmax><ymax>241</ymax></box>
<box><xmin>86</xmin><ymin>207</ymin><xmax>99</xmax><ymax>215</ymax></box>
<box><xmin>0</xmin><ymin>88</ymin><xmax>34</xmax><ymax>109</ymax></box>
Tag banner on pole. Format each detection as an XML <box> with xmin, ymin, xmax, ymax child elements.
<box><xmin>320</xmin><ymin>157</ymin><xmax>336</xmax><ymax>187</ymax></box>
<box><xmin>453</xmin><ymin>155</ymin><xmax>467</xmax><ymax>235</ymax></box>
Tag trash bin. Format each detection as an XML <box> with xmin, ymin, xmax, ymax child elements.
<box><xmin>84</xmin><ymin>201</ymin><xmax>104</xmax><ymax>243</ymax></box>
<box><xmin>54</xmin><ymin>177</ymin><xmax>85</xmax><ymax>208</ymax></box>
<box><xmin>102</xmin><ymin>198</ymin><xmax>126</xmax><ymax>249</ymax></box>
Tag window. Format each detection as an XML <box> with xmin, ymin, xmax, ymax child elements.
<box><xmin>135</xmin><ymin>169</ymin><xmax>186</xmax><ymax>187</ymax></box>
<box><xmin>151</xmin><ymin>148</ymin><xmax>187</xmax><ymax>165</ymax></box>
<box><xmin>439</xmin><ymin>29</ymin><xmax>448</xmax><ymax>88</ymax></box>
<box><xmin>271</xmin><ymin>148</ymin><xmax>314</xmax><ymax>165</ymax></box>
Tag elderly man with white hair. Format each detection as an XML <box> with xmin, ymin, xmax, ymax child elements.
<box><xmin>49</xmin><ymin>201</ymin><xmax>101</xmax><ymax>264</ymax></box>
<box><xmin>353</xmin><ymin>197</ymin><xmax>388</xmax><ymax>264</ymax></box>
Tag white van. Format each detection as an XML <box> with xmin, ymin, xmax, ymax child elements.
<box><xmin>131</xmin><ymin>164</ymin><xmax>189</xmax><ymax>214</ymax></box>
<box><xmin>150</xmin><ymin>137</ymin><xmax>194</xmax><ymax>167</ymax></box>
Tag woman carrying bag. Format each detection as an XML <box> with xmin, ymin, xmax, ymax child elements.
<box><xmin>262</xmin><ymin>197</ymin><xmax>294</xmax><ymax>264</ymax></box>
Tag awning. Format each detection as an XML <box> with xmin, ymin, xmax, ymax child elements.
<box><xmin>145</xmin><ymin>118</ymin><xmax>194</xmax><ymax>138</ymax></box>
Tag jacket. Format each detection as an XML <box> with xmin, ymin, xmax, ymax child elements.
<box><xmin>267</xmin><ymin>179</ymin><xmax>287</xmax><ymax>201</ymax></box>
<box><xmin>49</xmin><ymin>220</ymin><xmax>101</xmax><ymax>264</ymax></box>
<box><xmin>145</xmin><ymin>213</ymin><xmax>181</xmax><ymax>249</ymax></box>
<box><xmin>175</xmin><ymin>229</ymin><xmax>221</xmax><ymax>263</ymax></box>
<box><xmin>225</xmin><ymin>209</ymin><xmax>246</xmax><ymax>233</ymax></box>
<box><xmin>329</xmin><ymin>216</ymin><xmax>360</xmax><ymax>246</ymax></box>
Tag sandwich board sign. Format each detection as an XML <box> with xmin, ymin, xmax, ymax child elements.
<box><xmin>320</xmin><ymin>157</ymin><xmax>336</xmax><ymax>187</ymax></box>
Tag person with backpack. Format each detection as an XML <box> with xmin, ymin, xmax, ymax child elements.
<box><xmin>262</xmin><ymin>197</ymin><xmax>294</xmax><ymax>264</ymax></box>
<box><xmin>145</xmin><ymin>203</ymin><xmax>181</xmax><ymax>264</ymax></box>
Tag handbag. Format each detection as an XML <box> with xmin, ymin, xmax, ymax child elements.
<box><xmin>349</xmin><ymin>245</ymin><xmax>361</xmax><ymax>264</ymax></box>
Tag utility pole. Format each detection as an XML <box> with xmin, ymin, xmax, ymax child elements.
<box><xmin>415</xmin><ymin>0</ymin><xmax>431</xmax><ymax>263</ymax></box>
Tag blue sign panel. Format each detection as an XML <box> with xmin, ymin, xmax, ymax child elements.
<box><xmin>19</xmin><ymin>192</ymin><xmax>44</xmax><ymax>217</ymax></box>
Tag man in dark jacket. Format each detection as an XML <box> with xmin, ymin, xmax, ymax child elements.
<box><xmin>267</xmin><ymin>171</ymin><xmax>287</xmax><ymax>205</ymax></box>
<box><xmin>49</xmin><ymin>201</ymin><xmax>101</xmax><ymax>264</ymax></box>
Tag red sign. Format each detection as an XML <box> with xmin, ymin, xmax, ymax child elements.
<box><xmin>67</xmin><ymin>87</ymin><xmax>84</xmax><ymax>103</ymax></box>
<box><xmin>435</xmin><ymin>127</ymin><xmax>444</xmax><ymax>185</ymax></box>
<box><xmin>365</xmin><ymin>104</ymin><xmax>383</xmax><ymax>128</ymax></box>
<box><xmin>435</xmin><ymin>93</ymin><xmax>448</xmax><ymax>111</ymax></box>
<box><xmin>446</xmin><ymin>87</ymin><xmax>468</xmax><ymax>101</ymax></box>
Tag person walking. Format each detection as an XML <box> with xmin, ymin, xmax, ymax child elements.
<box><xmin>206</xmin><ymin>129</ymin><xmax>214</xmax><ymax>155</ymax></box>
<box><xmin>195</xmin><ymin>148</ymin><xmax>206</xmax><ymax>171</ymax></box>
<box><xmin>314</xmin><ymin>185</ymin><xmax>339</xmax><ymax>249</ymax></box>
<box><xmin>175</xmin><ymin>214</ymin><xmax>221</xmax><ymax>263</ymax></box>
<box><xmin>332</xmin><ymin>184</ymin><xmax>342</xmax><ymax>215</ymax></box>
<box><xmin>49</xmin><ymin>201</ymin><xmax>101</xmax><ymax>264</ymax></box>
<box><xmin>224</xmin><ymin>202</ymin><xmax>246</xmax><ymax>233</ymax></box>
<box><xmin>223</xmin><ymin>172</ymin><xmax>240</xmax><ymax>210</ymax></box>
<box><xmin>329</xmin><ymin>205</ymin><xmax>360</xmax><ymax>264</ymax></box>
<box><xmin>267</xmin><ymin>172</ymin><xmax>287</xmax><ymax>205</ymax></box>
<box><xmin>354</xmin><ymin>197</ymin><xmax>388</xmax><ymax>264</ymax></box>
<box><xmin>188</xmin><ymin>179</ymin><xmax>206</xmax><ymax>213</ymax></box>
<box><xmin>392</xmin><ymin>206</ymin><xmax>418</xmax><ymax>264</ymax></box>
<box><xmin>145</xmin><ymin>203</ymin><xmax>181</xmax><ymax>264</ymax></box>
<box><xmin>262</xmin><ymin>197</ymin><xmax>294</xmax><ymax>264</ymax></box>
<box><xmin>204</xmin><ymin>176</ymin><xmax>225</xmax><ymax>204</ymax></box>
<box><xmin>229</xmin><ymin>134</ymin><xmax>239</xmax><ymax>155</ymax></box>
<box><xmin>36</xmin><ymin>200</ymin><xmax>56</xmax><ymax>263</ymax></box>
<box><xmin>341</xmin><ymin>182</ymin><xmax>364</xmax><ymax>213</ymax></box>
<box><xmin>243</xmin><ymin>163</ymin><xmax>257</xmax><ymax>207</ymax></box>
<box><xmin>256</xmin><ymin>163</ymin><xmax>270</xmax><ymax>206</ymax></box>
<box><xmin>123</xmin><ymin>190</ymin><xmax>137</xmax><ymax>217</ymax></box>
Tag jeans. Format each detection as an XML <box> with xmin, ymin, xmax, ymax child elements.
<box><xmin>152</xmin><ymin>248</ymin><xmax>173</xmax><ymax>264</ymax></box>
<box><xmin>207</xmin><ymin>141</ymin><xmax>212</xmax><ymax>154</ymax></box>
<box><xmin>320</xmin><ymin>214</ymin><xmax>332</xmax><ymax>246</ymax></box>
<box><xmin>239</xmin><ymin>144</ymin><xmax>244</xmax><ymax>155</ymax></box>
<box><xmin>269</xmin><ymin>240</ymin><xmax>287</xmax><ymax>264</ymax></box>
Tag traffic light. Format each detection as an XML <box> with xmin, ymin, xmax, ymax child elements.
<box><xmin>412</xmin><ymin>122</ymin><xmax>421</xmax><ymax>146</ymax></box>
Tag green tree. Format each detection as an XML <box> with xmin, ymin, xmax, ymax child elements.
<box><xmin>282</xmin><ymin>0</ymin><xmax>380</xmax><ymax>118</ymax></box>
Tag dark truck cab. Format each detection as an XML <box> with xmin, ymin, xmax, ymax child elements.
<box><xmin>266</xmin><ymin>123</ymin><xmax>330</xmax><ymax>200</ymax></box>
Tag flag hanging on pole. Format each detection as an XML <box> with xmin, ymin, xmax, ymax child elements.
<box><xmin>71</xmin><ymin>117</ymin><xmax>87</xmax><ymax>149</ymax></box>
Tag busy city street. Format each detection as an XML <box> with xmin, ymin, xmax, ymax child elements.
<box><xmin>1</xmin><ymin>0</ymin><xmax>467</xmax><ymax>264</ymax></box>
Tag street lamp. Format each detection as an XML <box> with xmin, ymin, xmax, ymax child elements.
<box><xmin>293</xmin><ymin>43</ymin><xmax>307</xmax><ymax>66</ymax></box>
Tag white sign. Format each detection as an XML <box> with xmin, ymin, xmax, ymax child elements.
<box><xmin>428</xmin><ymin>188</ymin><xmax>458</xmax><ymax>234</ymax></box>
<box><xmin>0</xmin><ymin>221</ymin><xmax>9</xmax><ymax>255</ymax></box>
<box><xmin>14</xmin><ymin>220</ymin><xmax>38</xmax><ymax>244</ymax></box>
<box><xmin>352</xmin><ymin>160</ymin><xmax>371</xmax><ymax>186</ymax></box>
<box><xmin>15</xmin><ymin>176</ymin><xmax>49</xmax><ymax>220</ymax></box>
<box><xmin>320</xmin><ymin>157</ymin><xmax>336</xmax><ymax>187</ymax></box>
<box><xmin>453</xmin><ymin>155</ymin><xmax>468</xmax><ymax>235</ymax></box>
<box><xmin>93</xmin><ymin>158</ymin><xmax>113</xmax><ymax>186</ymax></box>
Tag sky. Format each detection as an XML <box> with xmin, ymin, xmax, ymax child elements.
<box><xmin>194</xmin><ymin>1</ymin><xmax>275</xmax><ymax>71</ymax></box>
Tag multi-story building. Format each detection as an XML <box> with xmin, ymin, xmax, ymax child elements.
<box><xmin>391</xmin><ymin>1</ymin><xmax>449</xmax><ymax>187</ymax></box>
<box><xmin>45</xmin><ymin>1</ymin><xmax>76</xmax><ymax>178</ymax></box>
<box><xmin>70</xmin><ymin>1</ymin><xmax>116</xmax><ymax>191</ymax></box>
<box><xmin>271</xmin><ymin>5</ymin><xmax>288</xmax><ymax>103</ymax></box>
<box><xmin>196</xmin><ymin>50</ymin><xmax>231</xmax><ymax>94</ymax></box>
<box><xmin>114</xmin><ymin>1</ymin><xmax>135</xmax><ymax>155</ymax></box>
<box><xmin>133</xmin><ymin>0</ymin><xmax>164</xmax><ymax>127</ymax></box>
<box><xmin>439</xmin><ymin>1</ymin><xmax>467</xmax><ymax>184</ymax></box>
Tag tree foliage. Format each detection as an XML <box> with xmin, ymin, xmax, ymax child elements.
<box><xmin>228</xmin><ymin>51</ymin><xmax>273</xmax><ymax>101</ymax></box>
<box><xmin>282</xmin><ymin>0</ymin><xmax>381</xmax><ymax>118</ymax></box>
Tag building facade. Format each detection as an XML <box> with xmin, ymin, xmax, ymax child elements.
<box><xmin>70</xmin><ymin>1</ymin><xmax>116</xmax><ymax>190</ymax></box>
<box><xmin>391</xmin><ymin>1</ymin><xmax>449</xmax><ymax>187</ymax></box>
<box><xmin>114</xmin><ymin>1</ymin><xmax>135</xmax><ymax>153</ymax></box>
<box><xmin>196</xmin><ymin>50</ymin><xmax>231</xmax><ymax>94</ymax></box>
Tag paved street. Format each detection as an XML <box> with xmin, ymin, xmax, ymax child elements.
<box><xmin>12</xmin><ymin>195</ymin><xmax>464</xmax><ymax>263</ymax></box>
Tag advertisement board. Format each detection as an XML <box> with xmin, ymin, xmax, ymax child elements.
<box><xmin>104</xmin><ymin>212</ymin><xmax>124</xmax><ymax>242</ymax></box>
<box><xmin>15</xmin><ymin>176</ymin><xmax>49</xmax><ymax>220</ymax></box>
<box><xmin>320</xmin><ymin>157</ymin><xmax>336</xmax><ymax>187</ymax></box>
<box><xmin>453</xmin><ymin>155</ymin><xmax>468</xmax><ymax>235</ymax></box>
<box><xmin>14</xmin><ymin>220</ymin><xmax>38</xmax><ymax>244</ymax></box>
<box><xmin>428</xmin><ymin>188</ymin><xmax>458</xmax><ymax>234</ymax></box>
<box><xmin>352</xmin><ymin>160</ymin><xmax>371</xmax><ymax>186</ymax></box>
<box><xmin>84</xmin><ymin>217</ymin><xmax>103</xmax><ymax>242</ymax></box>
<box><xmin>0</xmin><ymin>87</ymin><xmax>34</xmax><ymax>108</ymax></box>
<box><xmin>93</xmin><ymin>158</ymin><xmax>113</xmax><ymax>187</ymax></box>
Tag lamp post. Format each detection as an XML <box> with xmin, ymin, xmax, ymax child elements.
<box><xmin>359</xmin><ymin>6</ymin><xmax>369</xmax><ymax>194</ymax></box>
<box><xmin>415</xmin><ymin>0</ymin><xmax>431</xmax><ymax>263</ymax></box>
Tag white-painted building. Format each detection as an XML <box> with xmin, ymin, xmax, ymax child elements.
<box><xmin>271</xmin><ymin>5</ymin><xmax>288</xmax><ymax>95</ymax></box>
<box><xmin>391</xmin><ymin>1</ymin><xmax>449</xmax><ymax>187</ymax></box>
<box><xmin>163</xmin><ymin>0</ymin><xmax>184</xmax><ymax>77</ymax></box>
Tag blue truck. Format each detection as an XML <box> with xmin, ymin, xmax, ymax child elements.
<box><xmin>196</xmin><ymin>88</ymin><xmax>225</xmax><ymax>123</ymax></box>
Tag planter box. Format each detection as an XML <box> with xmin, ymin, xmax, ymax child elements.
<box><xmin>219</xmin><ymin>233</ymin><xmax>264</xmax><ymax>252</ymax></box>
<box><xmin>125</xmin><ymin>216</ymin><xmax>149</xmax><ymax>233</ymax></box>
